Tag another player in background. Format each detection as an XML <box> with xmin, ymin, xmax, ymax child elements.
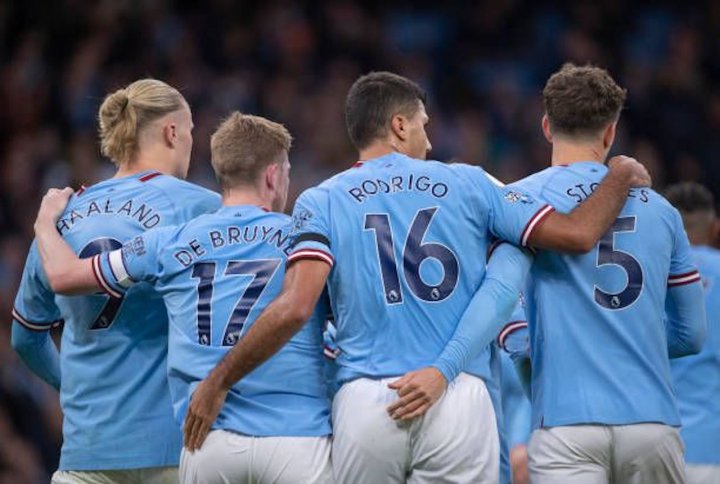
<box><xmin>11</xmin><ymin>79</ymin><xmax>220</xmax><ymax>483</ymax></box>
<box><xmin>183</xmin><ymin>71</ymin><xmax>650</xmax><ymax>483</ymax></box>
<box><xmin>33</xmin><ymin>113</ymin><xmax>332</xmax><ymax>484</ymax></box>
<box><xmin>665</xmin><ymin>182</ymin><xmax>720</xmax><ymax>484</ymax></box>
<box><xmin>512</xmin><ymin>64</ymin><xmax>707</xmax><ymax>483</ymax></box>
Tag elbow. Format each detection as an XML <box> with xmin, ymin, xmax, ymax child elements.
<box><xmin>564</xmin><ymin>233</ymin><xmax>596</xmax><ymax>254</ymax></box>
<box><xmin>687</xmin><ymin>325</ymin><xmax>707</xmax><ymax>355</ymax></box>
<box><xmin>47</xmin><ymin>273</ymin><xmax>79</xmax><ymax>295</ymax></box>
<box><xmin>287</xmin><ymin>304</ymin><xmax>314</xmax><ymax>326</ymax></box>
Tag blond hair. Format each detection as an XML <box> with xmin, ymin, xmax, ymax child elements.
<box><xmin>98</xmin><ymin>79</ymin><xmax>186</xmax><ymax>165</ymax></box>
<box><xmin>210</xmin><ymin>112</ymin><xmax>292</xmax><ymax>190</ymax></box>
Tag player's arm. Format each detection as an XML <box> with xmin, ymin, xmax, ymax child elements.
<box><xmin>665</xmin><ymin>210</ymin><xmax>707</xmax><ymax>357</ymax></box>
<box><xmin>11</xmin><ymin>323</ymin><xmax>61</xmax><ymax>390</ymax></box>
<box><xmin>387</xmin><ymin>242</ymin><xmax>533</xmax><ymax>420</ymax></box>
<box><xmin>11</xmin><ymin>242</ymin><xmax>63</xmax><ymax>390</ymax></box>
<box><xmin>33</xmin><ymin>187</ymin><xmax>99</xmax><ymax>295</ymax></box>
<box><xmin>666</xmin><ymin>282</ymin><xmax>706</xmax><ymax>357</ymax></box>
<box><xmin>184</xmin><ymin>258</ymin><xmax>330</xmax><ymax>451</ymax></box>
<box><xmin>527</xmin><ymin>156</ymin><xmax>651</xmax><ymax>253</ymax></box>
<box><xmin>499</xmin><ymin>309</ymin><xmax>532</xmax><ymax>399</ymax></box>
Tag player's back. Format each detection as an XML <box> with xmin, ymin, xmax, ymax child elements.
<box><xmin>48</xmin><ymin>171</ymin><xmax>218</xmax><ymax>470</ymax></box>
<box><xmin>515</xmin><ymin>162</ymin><xmax>692</xmax><ymax>428</ymax></box>
<box><xmin>293</xmin><ymin>152</ymin><xmax>546</xmax><ymax>383</ymax></box>
<box><xmin>148</xmin><ymin>206</ymin><xmax>330</xmax><ymax>437</ymax></box>
<box><xmin>671</xmin><ymin>245</ymin><xmax>720</xmax><ymax>465</ymax></box>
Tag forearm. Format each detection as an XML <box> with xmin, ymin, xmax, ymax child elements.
<box><xmin>530</xmin><ymin>165</ymin><xmax>634</xmax><ymax>253</ymax></box>
<box><xmin>34</xmin><ymin>215</ymin><xmax>94</xmax><ymax>294</ymax></box>
<box><xmin>11</xmin><ymin>323</ymin><xmax>61</xmax><ymax>390</ymax></box>
<box><xmin>666</xmin><ymin>282</ymin><xmax>707</xmax><ymax>357</ymax></box>
<box><xmin>433</xmin><ymin>244</ymin><xmax>533</xmax><ymax>381</ymax></box>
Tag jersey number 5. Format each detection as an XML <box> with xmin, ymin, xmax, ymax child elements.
<box><xmin>594</xmin><ymin>216</ymin><xmax>644</xmax><ymax>310</ymax></box>
<box><xmin>192</xmin><ymin>259</ymin><xmax>281</xmax><ymax>346</ymax></box>
<box><xmin>365</xmin><ymin>207</ymin><xmax>459</xmax><ymax>305</ymax></box>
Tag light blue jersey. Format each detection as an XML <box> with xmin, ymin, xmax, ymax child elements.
<box><xmin>671</xmin><ymin>245</ymin><xmax>720</xmax><ymax>465</ymax></box>
<box><xmin>12</xmin><ymin>171</ymin><xmax>220</xmax><ymax>471</ymax></box>
<box><xmin>288</xmin><ymin>152</ymin><xmax>551</xmax><ymax>384</ymax></box>
<box><xmin>97</xmin><ymin>206</ymin><xmax>331</xmax><ymax>437</ymax></box>
<box><xmin>514</xmin><ymin>162</ymin><xmax>705</xmax><ymax>429</ymax></box>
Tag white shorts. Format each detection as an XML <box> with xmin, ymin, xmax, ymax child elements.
<box><xmin>528</xmin><ymin>423</ymin><xmax>685</xmax><ymax>484</ymax></box>
<box><xmin>332</xmin><ymin>372</ymin><xmax>499</xmax><ymax>484</ymax></box>
<box><xmin>179</xmin><ymin>429</ymin><xmax>332</xmax><ymax>484</ymax></box>
<box><xmin>52</xmin><ymin>467</ymin><xmax>177</xmax><ymax>484</ymax></box>
<box><xmin>686</xmin><ymin>464</ymin><xmax>720</xmax><ymax>484</ymax></box>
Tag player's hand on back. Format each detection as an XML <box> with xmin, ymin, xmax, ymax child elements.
<box><xmin>35</xmin><ymin>187</ymin><xmax>74</xmax><ymax>226</ymax></box>
<box><xmin>386</xmin><ymin>367</ymin><xmax>447</xmax><ymax>421</ymax></box>
<box><xmin>607</xmin><ymin>155</ymin><xmax>652</xmax><ymax>188</ymax></box>
<box><xmin>183</xmin><ymin>376</ymin><xmax>229</xmax><ymax>452</ymax></box>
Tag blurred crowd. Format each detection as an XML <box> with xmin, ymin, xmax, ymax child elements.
<box><xmin>1</xmin><ymin>0</ymin><xmax>719</xmax><ymax>479</ymax></box>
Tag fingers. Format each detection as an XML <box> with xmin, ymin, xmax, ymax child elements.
<box><xmin>399</xmin><ymin>399</ymin><xmax>432</xmax><ymax>421</ymax></box>
<box><xmin>387</xmin><ymin>374</ymin><xmax>410</xmax><ymax>390</ymax></box>
<box><xmin>191</xmin><ymin>420</ymin><xmax>212</xmax><ymax>451</ymax></box>
<box><xmin>183</xmin><ymin>411</ymin><xmax>198</xmax><ymax>450</ymax></box>
<box><xmin>184</xmin><ymin>407</ymin><xmax>211</xmax><ymax>452</ymax></box>
<box><xmin>387</xmin><ymin>389</ymin><xmax>422</xmax><ymax>416</ymax></box>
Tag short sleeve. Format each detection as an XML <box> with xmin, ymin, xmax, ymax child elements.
<box><xmin>497</xmin><ymin>298</ymin><xmax>529</xmax><ymax>354</ymax></box>
<box><xmin>96</xmin><ymin>227</ymin><xmax>169</xmax><ymax>296</ymax></box>
<box><xmin>457</xmin><ymin>164</ymin><xmax>554</xmax><ymax>247</ymax></box>
<box><xmin>12</xmin><ymin>242</ymin><xmax>63</xmax><ymax>331</ymax></box>
<box><xmin>490</xmin><ymin>181</ymin><xmax>555</xmax><ymax>247</ymax></box>
<box><xmin>178</xmin><ymin>186</ymin><xmax>221</xmax><ymax>223</ymax></box>
<box><xmin>668</xmin><ymin>209</ymin><xmax>701</xmax><ymax>287</ymax></box>
<box><xmin>287</xmin><ymin>188</ymin><xmax>334</xmax><ymax>267</ymax></box>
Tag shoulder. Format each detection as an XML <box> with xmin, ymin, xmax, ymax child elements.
<box><xmin>513</xmin><ymin>166</ymin><xmax>563</xmax><ymax>193</ymax></box>
<box><xmin>295</xmin><ymin>184</ymin><xmax>330</xmax><ymax>208</ymax></box>
<box><xmin>441</xmin><ymin>161</ymin><xmax>502</xmax><ymax>192</ymax></box>
<box><xmin>645</xmin><ymin>190</ymin><xmax>683</xmax><ymax>223</ymax></box>
<box><xmin>149</xmin><ymin>175</ymin><xmax>221</xmax><ymax>203</ymax></box>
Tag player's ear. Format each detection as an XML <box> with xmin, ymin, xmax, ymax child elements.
<box><xmin>265</xmin><ymin>163</ymin><xmax>279</xmax><ymax>191</ymax></box>
<box><xmin>603</xmin><ymin>121</ymin><xmax>617</xmax><ymax>150</ymax></box>
<box><xmin>541</xmin><ymin>114</ymin><xmax>553</xmax><ymax>143</ymax></box>
<box><xmin>390</xmin><ymin>114</ymin><xmax>408</xmax><ymax>142</ymax></box>
<box><xmin>163</xmin><ymin>122</ymin><xmax>177</xmax><ymax>148</ymax></box>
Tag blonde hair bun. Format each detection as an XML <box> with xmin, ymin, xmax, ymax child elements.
<box><xmin>98</xmin><ymin>79</ymin><xmax>185</xmax><ymax>165</ymax></box>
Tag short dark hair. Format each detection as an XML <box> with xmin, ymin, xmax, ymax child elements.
<box><xmin>665</xmin><ymin>182</ymin><xmax>716</xmax><ymax>215</ymax></box>
<box><xmin>543</xmin><ymin>63</ymin><xmax>627</xmax><ymax>138</ymax></box>
<box><xmin>345</xmin><ymin>71</ymin><xmax>427</xmax><ymax>150</ymax></box>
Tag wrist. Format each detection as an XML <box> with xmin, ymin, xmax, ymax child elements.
<box><xmin>607</xmin><ymin>161</ymin><xmax>633</xmax><ymax>186</ymax></box>
<box><xmin>208</xmin><ymin>369</ymin><xmax>232</xmax><ymax>392</ymax></box>
<box><xmin>430</xmin><ymin>364</ymin><xmax>451</xmax><ymax>386</ymax></box>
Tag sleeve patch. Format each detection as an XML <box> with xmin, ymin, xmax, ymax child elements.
<box><xmin>12</xmin><ymin>308</ymin><xmax>63</xmax><ymax>332</ymax></box>
<box><xmin>668</xmin><ymin>270</ymin><xmax>701</xmax><ymax>287</ymax></box>
<box><xmin>287</xmin><ymin>249</ymin><xmax>334</xmax><ymax>267</ymax></box>
<box><xmin>497</xmin><ymin>320</ymin><xmax>528</xmax><ymax>350</ymax></box>
<box><xmin>92</xmin><ymin>255</ymin><xmax>123</xmax><ymax>298</ymax></box>
<box><xmin>521</xmin><ymin>204</ymin><xmax>555</xmax><ymax>246</ymax></box>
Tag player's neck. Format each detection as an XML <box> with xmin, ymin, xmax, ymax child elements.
<box><xmin>550</xmin><ymin>141</ymin><xmax>606</xmax><ymax>167</ymax></box>
<box><xmin>114</xmin><ymin>152</ymin><xmax>176</xmax><ymax>179</ymax></box>
<box><xmin>358</xmin><ymin>141</ymin><xmax>402</xmax><ymax>162</ymax></box>
<box><xmin>222</xmin><ymin>188</ymin><xmax>272</xmax><ymax>212</ymax></box>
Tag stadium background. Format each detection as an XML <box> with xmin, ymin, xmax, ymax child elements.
<box><xmin>1</xmin><ymin>1</ymin><xmax>719</xmax><ymax>481</ymax></box>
